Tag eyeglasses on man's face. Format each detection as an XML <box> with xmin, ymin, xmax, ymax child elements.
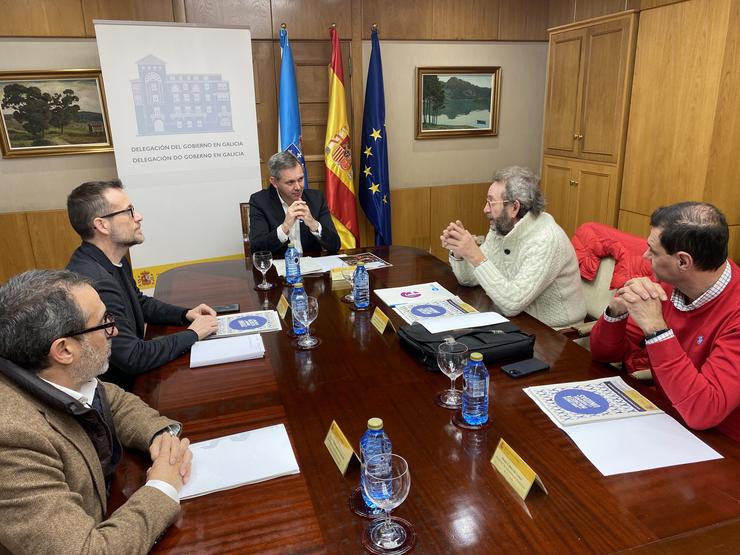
<box><xmin>486</xmin><ymin>199</ymin><xmax>510</xmax><ymax>207</ymax></box>
<box><xmin>100</xmin><ymin>205</ymin><xmax>135</xmax><ymax>219</ymax></box>
<box><xmin>68</xmin><ymin>311</ymin><xmax>117</xmax><ymax>338</ymax></box>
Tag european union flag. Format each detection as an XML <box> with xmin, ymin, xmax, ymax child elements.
<box><xmin>359</xmin><ymin>29</ymin><xmax>391</xmax><ymax>245</ymax></box>
<box><xmin>278</xmin><ymin>27</ymin><xmax>308</xmax><ymax>187</ymax></box>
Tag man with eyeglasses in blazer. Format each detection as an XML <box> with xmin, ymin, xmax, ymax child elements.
<box><xmin>66</xmin><ymin>179</ymin><xmax>217</xmax><ymax>391</ymax></box>
<box><xmin>0</xmin><ymin>269</ymin><xmax>191</xmax><ymax>553</ymax></box>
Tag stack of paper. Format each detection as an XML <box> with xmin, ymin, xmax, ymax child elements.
<box><xmin>180</xmin><ymin>424</ymin><xmax>300</xmax><ymax>499</ymax></box>
<box><xmin>212</xmin><ymin>310</ymin><xmax>281</xmax><ymax>338</ymax></box>
<box><xmin>190</xmin><ymin>334</ymin><xmax>265</xmax><ymax>368</ymax></box>
<box><xmin>273</xmin><ymin>257</ymin><xmax>324</xmax><ymax>276</ymax></box>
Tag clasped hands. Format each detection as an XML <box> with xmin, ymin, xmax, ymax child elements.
<box><xmin>282</xmin><ymin>200</ymin><xmax>319</xmax><ymax>234</ymax></box>
<box><xmin>186</xmin><ymin>304</ymin><xmax>217</xmax><ymax>340</ymax></box>
<box><xmin>607</xmin><ymin>276</ymin><xmax>668</xmax><ymax>335</ymax></box>
<box><xmin>148</xmin><ymin>432</ymin><xmax>193</xmax><ymax>492</ymax></box>
<box><xmin>440</xmin><ymin>220</ymin><xmax>486</xmax><ymax>267</ymax></box>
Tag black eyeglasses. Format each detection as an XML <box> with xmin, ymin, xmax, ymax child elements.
<box><xmin>68</xmin><ymin>311</ymin><xmax>117</xmax><ymax>338</ymax></box>
<box><xmin>100</xmin><ymin>205</ymin><xmax>135</xmax><ymax>219</ymax></box>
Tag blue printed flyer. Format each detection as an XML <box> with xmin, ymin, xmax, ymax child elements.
<box><xmin>212</xmin><ymin>310</ymin><xmax>282</xmax><ymax>339</ymax></box>
<box><xmin>524</xmin><ymin>376</ymin><xmax>662</xmax><ymax>427</ymax></box>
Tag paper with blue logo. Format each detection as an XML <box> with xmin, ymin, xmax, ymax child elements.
<box><xmin>374</xmin><ymin>281</ymin><xmax>454</xmax><ymax>307</ymax></box>
<box><xmin>212</xmin><ymin>310</ymin><xmax>281</xmax><ymax>339</ymax></box>
<box><xmin>525</xmin><ymin>376</ymin><xmax>662</xmax><ymax>427</ymax></box>
<box><xmin>393</xmin><ymin>296</ymin><xmax>477</xmax><ymax>325</ymax></box>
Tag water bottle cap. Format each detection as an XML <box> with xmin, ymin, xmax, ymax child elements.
<box><xmin>470</xmin><ymin>352</ymin><xmax>483</xmax><ymax>361</ymax></box>
<box><xmin>288</xmin><ymin>241</ymin><xmax>294</xmax><ymax>247</ymax></box>
<box><xmin>294</xmin><ymin>282</ymin><xmax>303</xmax><ymax>288</ymax></box>
<box><xmin>367</xmin><ymin>417</ymin><xmax>383</xmax><ymax>430</ymax></box>
<box><xmin>356</xmin><ymin>261</ymin><xmax>365</xmax><ymax>267</ymax></box>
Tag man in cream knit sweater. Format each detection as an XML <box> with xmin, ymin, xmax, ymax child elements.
<box><xmin>441</xmin><ymin>166</ymin><xmax>586</xmax><ymax>328</ymax></box>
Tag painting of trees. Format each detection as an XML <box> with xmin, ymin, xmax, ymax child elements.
<box><xmin>0</xmin><ymin>71</ymin><xmax>111</xmax><ymax>156</ymax></box>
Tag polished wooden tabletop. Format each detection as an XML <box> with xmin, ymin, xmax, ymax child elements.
<box><xmin>112</xmin><ymin>246</ymin><xmax>740</xmax><ymax>554</ymax></box>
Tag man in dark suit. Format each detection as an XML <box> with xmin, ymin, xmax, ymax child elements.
<box><xmin>66</xmin><ymin>179</ymin><xmax>217</xmax><ymax>390</ymax></box>
<box><xmin>0</xmin><ymin>270</ymin><xmax>191</xmax><ymax>553</ymax></box>
<box><xmin>248</xmin><ymin>151</ymin><xmax>340</xmax><ymax>258</ymax></box>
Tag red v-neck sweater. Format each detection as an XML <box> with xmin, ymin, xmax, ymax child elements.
<box><xmin>591</xmin><ymin>260</ymin><xmax>740</xmax><ymax>442</ymax></box>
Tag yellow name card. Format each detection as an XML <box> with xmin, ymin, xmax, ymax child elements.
<box><xmin>324</xmin><ymin>420</ymin><xmax>359</xmax><ymax>475</ymax></box>
<box><xmin>491</xmin><ymin>438</ymin><xmax>548</xmax><ymax>500</ymax></box>
<box><xmin>276</xmin><ymin>294</ymin><xmax>289</xmax><ymax>319</ymax></box>
<box><xmin>371</xmin><ymin>307</ymin><xmax>393</xmax><ymax>334</ymax></box>
<box><xmin>330</xmin><ymin>267</ymin><xmax>346</xmax><ymax>281</ymax></box>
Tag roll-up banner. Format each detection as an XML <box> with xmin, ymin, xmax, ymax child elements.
<box><xmin>95</xmin><ymin>21</ymin><xmax>261</xmax><ymax>290</ymax></box>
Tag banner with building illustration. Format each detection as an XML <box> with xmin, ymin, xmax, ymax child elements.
<box><xmin>94</xmin><ymin>21</ymin><xmax>261</xmax><ymax>289</ymax></box>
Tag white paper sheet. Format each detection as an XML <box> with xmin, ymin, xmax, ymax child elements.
<box><xmin>273</xmin><ymin>257</ymin><xmax>324</xmax><ymax>277</ymax></box>
<box><xmin>421</xmin><ymin>311</ymin><xmax>509</xmax><ymax>333</ymax></box>
<box><xmin>189</xmin><ymin>334</ymin><xmax>265</xmax><ymax>368</ymax></box>
<box><xmin>180</xmin><ymin>424</ymin><xmax>300</xmax><ymax>499</ymax></box>
<box><xmin>374</xmin><ymin>282</ymin><xmax>455</xmax><ymax>307</ymax></box>
<box><xmin>562</xmin><ymin>413</ymin><xmax>722</xmax><ymax>476</ymax></box>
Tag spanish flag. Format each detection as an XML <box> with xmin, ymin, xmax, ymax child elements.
<box><xmin>324</xmin><ymin>26</ymin><xmax>359</xmax><ymax>249</ymax></box>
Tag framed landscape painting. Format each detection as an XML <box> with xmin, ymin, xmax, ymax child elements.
<box><xmin>0</xmin><ymin>69</ymin><xmax>113</xmax><ymax>158</ymax></box>
<box><xmin>416</xmin><ymin>66</ymin><xmax>501</xmax><ymax>139</ymax></box>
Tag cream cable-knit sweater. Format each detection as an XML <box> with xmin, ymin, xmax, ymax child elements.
<box><xmin>450</xmin><ymin>212</ymin><xmax>586</xmax><ymax>328</ymax></box>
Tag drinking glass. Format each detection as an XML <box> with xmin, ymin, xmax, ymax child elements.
<box><xmin>295</xmin><ymin>296</ymin><xmax>319</xmax><ymax>349</ymax></box>
<box><xmin>436</xmin><ymin>339</ymin><xmax>468</xmax><ymax>409</ymax></box>
<box><xmin>362</xmin><ymin>454</ymin><xmax>413</xmax><ymax>553</ymax></box>
<box><xmin>253</xmin><ymin>251</ymin><xmax>273</xmax><ymax>290</ymax></box>
<box><xmin>340</xmin><ymin>265</ymin><xmax>355</xmax><ymax>303</ymax></box>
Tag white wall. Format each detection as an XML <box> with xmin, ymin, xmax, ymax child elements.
<box><xmin>362</xmin><ymin>40</ymin><xmax>547</xmax><ymax>189</ymax></box>
<box><xmin>0</xmin><ymin>38</ymin><xmax>118</xmax><ymax>212</ymax></box>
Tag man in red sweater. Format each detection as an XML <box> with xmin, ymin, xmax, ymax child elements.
<box><xmin>591</xmin><ymin>202</ymin><xmax>740</xmax><ymax>442</ymax></box>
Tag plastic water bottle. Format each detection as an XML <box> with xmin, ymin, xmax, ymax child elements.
<box><xmin>285</xmin><ymin>242</ymin><xmax>301</xmax><ymax>285</ymax></box>
<box><xmin>291</xmin><ymin>282</ymin><xmax>307</xmax><ymax>336</ymax></box>
<box><xmin>359</xmin><ymin>417</ymin><xmax>392</xmax><ymax>509</ymax></box>
<box><xmin>462</xmin><ymin>352</ymin><xmax>489</xmax><ymax>426</ymax></box>
<box><xmin>353</xmin><ymin>262</ymin><xmax>370</xmax><ymax>309</ymax></box>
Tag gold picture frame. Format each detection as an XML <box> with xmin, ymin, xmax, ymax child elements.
<box><xmin>416</xmin><ymin>66</ymin><xmax>501</xmax><ymax>140</ymax></box>
<box><xmin>0</xmin><ymin>69</ymin><xmax>113</xmax><ymax>158</ymax></box>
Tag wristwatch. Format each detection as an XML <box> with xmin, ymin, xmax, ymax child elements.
<box><xmin>644</xmin><ymin>328</ymin><xmax>671</xmax><ymax>341</ymax></box>
<box><xmin>152</xmin><ymin>423</ymin><xmax>182</xmax><ymax>443</ymax></box>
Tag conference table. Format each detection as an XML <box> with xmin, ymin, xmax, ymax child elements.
<box><xmin>112</xmin><ymin>246</ymin><xmax>740</xmax><ymax>554</ymax></box>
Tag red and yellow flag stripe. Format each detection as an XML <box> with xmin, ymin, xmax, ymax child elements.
<box><xmin>324</xmin><ymin>26</ymin><xmax>359</xmax><ymax>249</ymax></box>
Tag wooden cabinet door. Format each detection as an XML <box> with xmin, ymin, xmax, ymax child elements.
<box><xmin>541</xmin><ymin>157</ymin><xmax>575</xmax><ymax>235</ymax></box>
<box><xmin>578</xmin><ymin>15</ymin><xmax>636</xmax><ymax>163</ymax></box>
<box><xmin>571</xmin><ymin>162</ymin><xmax>617</xmax><ymax>234</ymax></box>
<box><xmin>543</xmin><ymin>28</ymin><xmax>586</xmax><ymax>158</ymax></box>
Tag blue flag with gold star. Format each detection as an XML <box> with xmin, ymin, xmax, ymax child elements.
<box><xmin>359</xmin><ymin>28</ymin><xmax>391</xmax><ymax>245</ymax></box>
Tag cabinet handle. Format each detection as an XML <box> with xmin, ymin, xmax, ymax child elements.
<box><xmin>573</xmin><ymin>134</ymin><xmax>579</xmax><ymax>140</ymax></box>
<box><xmin>568</xmin><ymin>179</ymin><xmax>575</xmax><ymax>186</ymax></box>
<box><xmin>573</xmin><ymin>180</ymin><xmax>579</xmax><ymax>186</ymax></box>
<box><xmin>578</xmin><ymin>134</ymin><xmax>583</xmax><ymax>140</ymax></box>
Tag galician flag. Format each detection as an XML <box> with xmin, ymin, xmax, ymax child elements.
<box><xmin>359</xmin><ymin>28</ymin><xmax>392</xmax><ymax>245</ymax></box>
<box><xmin>324</xmin><ymin>25</ymin><xmax>359</xmax><ymax>249</ymax></box>
<box><xmin>278</xmin><ymin>26</ymin><xmax>308</xmax><ymax>187</ymax></box>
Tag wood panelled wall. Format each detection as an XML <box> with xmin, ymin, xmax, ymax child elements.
<box><xmin>618</xmin><ymin>0</ymin><xmax>740</xmax><ymax>262</ymax></box>
<box><xmin>0</xmin><ymin>210</ymin><xmax>80</xmax><ymax>282</ymax></box>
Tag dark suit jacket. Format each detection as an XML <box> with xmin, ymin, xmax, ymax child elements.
<box><xmin>67</xmin><ymin>242</ymin><xmax>197</xmax><ymax>391</ymax></box>
<box><xmin>248</xmin><ymin>186</ymin><xmax>341</xmax><ymax>258</ymax></box>
<box><xmin>0</xmin><ymin>361</ymin><xmax>179</xmax><ymax>554</ymax></box>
